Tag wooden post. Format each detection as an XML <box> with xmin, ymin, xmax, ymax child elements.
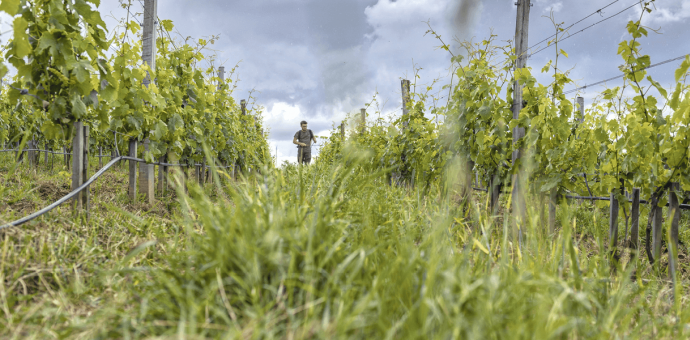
<box><xmin>72</xmin><ymin>121</ymin><xmax>84</xmax><ymax>212</ymax></box>
<box><xmin>511</xmin><ymin>0</ymin><xmax>531</xmax><ymax>237</ymax></box>
<box><xmin>28</xmin><ymin>140</ymin><xmax>34</xmax><ymax>168</ymax></box>
<box><xmin>139</xmin><ymin>139</ymin><xmax>155</xmax><ymax>204</ymax></box>
<box><xmin>199</xmin><ymin>160</ymin><xmax>206</xmax><ymax>185</ymax></box>
<box><xmin>609</xmin><ymin>190</ymin><xmax>619</xmax><ymax>251</ymax></box>
<box><xmin>158</xmin><ymin>154</ymin><xmax>167</xmax><ymax>195</ymax></box>
<box><xmin>82</xmin><ymin>125</ymin><xmax>90</xmax><ymax>219</ymax></box>
<box><xmin>44</xmin><ymin>142</ymin><xmax>49</xmax><ymax>169</ymax></box>
<box><xmin>652</xmin><ymin>197</ymin><xmax>663</xmax><ymax>262</ymax></box>
<box><xmin>128</xmin><ymin>139</ymin><xmax>138</xmax><ymax>201</ymax></box>
<box><xmin>340</xmin><ymin>122</ymin><xmax>345</xmax><ymax>141</ymax></box>
<box><xmin>401</xmin><ymin>80</ymin><xmax>411</xmax><ymax>128</ymax></box>
<box><xmin>669</xmin><ymin>182</ymin><xmax>680</xmax><ymax>276</ymax></box>
<box><xmin>548</xmin><ymin>188</ymin><xmax>557</xmax><ymax>234</ymax></box>
<box><xmin>98</xmin><ymin>146</ymin><xmax>103</xmax><ymax>168</ymax></box>
<box><xmin>489</xmin><ymin>177</ymin><xmax>500</xmax><ymax>215</ymax></box>
<box><xmin>360</xmin><ymin>108</ymin><xmax>366</xmax><ymax>133</ymax></box>
<box><xmin>218</xmin><ymin>66</ymin><xmax>225</xmax><ymax>90</ymax></box>
<box><xmin>141</xmin><ymin>0</ymin><xmax>157</xmax><ymax>87</ymax></box>
<box><xmin>630</xmin><ymin>188</ymin><xmax>640</xmax><ymax>249</ymax></box>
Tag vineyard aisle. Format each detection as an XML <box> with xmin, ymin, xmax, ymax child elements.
<box><xmin>0</xmin><ymin>0</ymin><xmax>690</xmax><ymax>338</ymax></box>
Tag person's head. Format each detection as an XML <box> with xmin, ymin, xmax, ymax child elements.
<box><xmin>300</xmin><ymin>120</ymin><xmax>308</xmax><ymax>131</ymax></box>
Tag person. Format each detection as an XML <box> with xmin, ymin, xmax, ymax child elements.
<box><xmin>293</xmin><ymin>120</ymin><xmax>317</xmax><ymax>164</ymax></box>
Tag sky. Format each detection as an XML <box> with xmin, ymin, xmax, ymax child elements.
<box><xmin>5</xmin><ymin>0</ymin><xmax>690</xmax><ymax>163</ymax></box>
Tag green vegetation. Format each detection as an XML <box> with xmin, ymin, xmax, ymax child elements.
<box><xmin>2</xmin><ymin>150</ymin><xmax>690</xmax><ymax>338</ymax></box>
<box><xmin>1</xmin><ymin>0</ymin><xmax>690</xmax><ymax>338</ymax></box>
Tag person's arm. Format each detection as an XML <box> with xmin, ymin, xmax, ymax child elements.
<box><xmin>293</xmin><ymin>136</ymin><xmax>306</xmax><ymax>147</ymax></box>
<box><xmin>312</xmin><ymin>135</ymin><xmax>318</xmax><ymax>145</ymax></box>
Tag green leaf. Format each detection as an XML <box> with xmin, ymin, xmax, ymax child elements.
<box><xmin>160</xmin><ymin>19</ymin><xmax>174</xmax><ymax>32</ymax></box>
<box><xmin>12</xmin><ymin>17</ymin><xmax>31</xmax><ymax>58</ymax></box>
<box><xmin>675</xmin><ymin>56</ymin><xmax>690</xmax><ymax>83</ymax></box>
<box><xmin>0</xmin><ymin>0</ymin><xmax>20</xmax><ymax>15</ymax></box>
<box><xmin>71</xmin><ymin>94</ymin><xmax>87</xmax><ymax>120</ymax></box>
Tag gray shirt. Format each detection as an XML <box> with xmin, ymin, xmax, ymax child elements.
<box><xmin>294</xmin><ymin>129</ymin><xmax>313</xmax><ymax>148</ymax></box>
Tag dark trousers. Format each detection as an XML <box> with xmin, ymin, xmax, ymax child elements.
<box><xmin>297</xmin><ymin>147</ymin><xmax>311</xmax><ymax>164</ymax></box>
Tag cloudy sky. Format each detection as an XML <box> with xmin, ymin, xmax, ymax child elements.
<box><xmin>10</xmin><ymin>0</ymin><xmax>690</xmax><ymax>163</ymax></box>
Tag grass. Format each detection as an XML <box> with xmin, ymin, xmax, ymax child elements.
<box><xmin>1</xmin><ymin>150</ymin><xmax>690</xmax><ymax>338</ymax></box>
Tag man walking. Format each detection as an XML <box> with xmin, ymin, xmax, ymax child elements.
<box><xmin>293</xmin><ymin>120</ymin><xmax>317</xmax><ymax>164</ymax></box>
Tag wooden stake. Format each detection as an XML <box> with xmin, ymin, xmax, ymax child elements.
<box><xmin>72</xmin><ymin>121</ymin><xmax>84</xmax><ymax>212</ymax></box>
<box><xmin>128</xmin><ymin>139</ymin><xmax>138</xmax><ymax>201</ymax></box>
<box><xmin>340</xmin><ymin>122</ymin><xmax>345</xmax><ymax>141</ymax></box>
<box><xmin>630</xmin><ymin>188</ymin><xmax>640</xmax><ymax>249</ymax></box>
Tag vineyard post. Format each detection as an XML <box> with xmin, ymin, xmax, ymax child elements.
<box><xmin>44</xmin><ymin>142</ymin><xmax>48</xmax><ymax>170</ymax></box>
<box><xmin>340</xmin><ymin>122</ymin><xmax>345</xmax><ymax>140</ymax></box>
<box><xmin>140</xmin><ymin>0</ymin><xmax>157</xmax><ymax>201</ymax></box>
<box><xmin>576</xmin><ymin>97</ymin><xmax>584</xmax><ymax>123</ymax></box>
<box><xmin>401</xmin><ymin>79</ymin><xmax>411</xmax><ymax>184</ymax></box>
<box><xmin>548</xmin><ymin>188</ymin><xmax>557</xmax><ymax>234</ymax></box>
<box><xmin>609</xmin><ymin>190</ymin><xmax>619</xmax><ymax>254</ymax></box>
<box><xmin>83</xmin><ymin>125</ymin><xmax>90</xmax><ymax>219</ymax></box>
<box><xmin>200</xmin><ymin>160</ymin><xmax>205</xmax><ymax>185</ymax></box>
<box><xmin>361</xmin><ymin>108</ymin><xmax>366</xmax><ymax>133</ymax></box>
<box><xmin>128</xmin><ymin>139</ymin><xmax>138</xmax><ymax>201</ymax></box>
<box><xmin>237</xmin><ymin>99</ymin><xmax>247</xmax><ymax>178</ymax></box>
<box><xmin>72</xmin><ymin>121</ymin><xmax>84</xmax><ymax>212</ymax></box>
<box><xmin>98</xmin><ymin>146</ymin><xmax>103</xmax><ymax>168</ymax></box>
<box><xmin>158</xmin><ymin>154</ymin><xmax>167</xmax><ymax>195</ymax></box>
<box><xmin>630</xmin><ymin>188</ymin><xmax>640</xmax><ymax>249</ymax></box>
<box><xmin>669</xmin><ymin>182</ymin><xmax>680</xmax><ymax>276</ymax></box>
<box><xmin>511</xmin><ymin>0</ymin><xmax>531</xmax><ymax>240</ymax></box>
<box><xmin>28</xmin><ymin>139</ymin><xmax>34</xmax><ymax>168</ymax></box>
<box><xmin>652</xmin><ymin>194</ymin><xmax>663</xmax><ymax>263</ymax></box>
<box><xmin>139</xmin><ymin>139</ymin><xmax>155</xmax><ymax>204</ymax></box>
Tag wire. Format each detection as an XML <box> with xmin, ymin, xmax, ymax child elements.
<box><xmin>528</xmin><ymin>0</ymin><xmax>620</xmax><ymax>51</ymax></box>
<box><xmin>563</xmin><ymin>53</ymin><xmax>690</xmax><ymax>95</ymax></box>
<box><xmin>529</xmin><ymin>0</ymin><xmax>642</xmax><ymax>58</ymax></box>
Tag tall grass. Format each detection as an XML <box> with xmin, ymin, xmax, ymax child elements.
<box><xmin>1</xmin><ymin>151</ymin><xmax>689</xmax><ymax>338</ymax></box>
